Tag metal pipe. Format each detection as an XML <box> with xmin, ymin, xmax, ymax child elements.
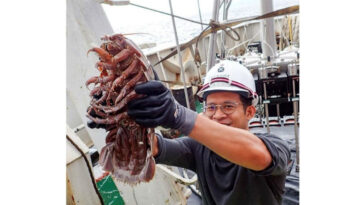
<box><xmin>263</xmin><ymin>81</ymin><xmax>270</xmax><ymax>133</ymax></box>
<box><xmin>259</xmin><ymin>96</ymin><xmax>263</xmax><ymax>122</ymax></box>
<box><xmin>276</xmin><ymin>104</ymin><xmax>280</xmax><ymax>123</ymax></box>
<box><xmin>189</xmin><ymin>45</ymin><xmax>202</xmax><ymax>83</ymax></box>
<box><xmin>260</xmin><ymin>0</ymin><xmax>276</xmax><ymax>59</ymax></box>
<box><xmin>206</xmin><ymin>0</ymin><xmax>220</xmax><ymax>72</ymax></box>
<box><xmin>197</xmin><ymin>0</ymin><xmax>204</xmax><ymax>32</ymax></box>
<box><xmin>129</xmin><ymin>2</ymin><xmax>209</xmax><ymax>26</ymax></box>
<box><xmin>221</xmin><ymin>0</ymin><xmax>232</xmax><ymax>58</ymax></box>
<box><xmin>221</xmin><ymin>0</ymin><xmax>227</xmax><ymax>58</ymax></box>
<box><xmin>156</xmin><ymin>52</ymin><xmax>170</xmax><ymax>89</ymax></box>
<box><xmin>292</xmin><ymin>79</ymin><xmax>299</xmax><ymax>171</ymax></box>
<box><xmin>168</xmin><ymin>0</ymin><xmax>191</xmax><ymax>109</ymax></box>
<box><xmin>197</xmin><ymin>0</ymin><xmax>208</xmax><ymax>63</ymax></box>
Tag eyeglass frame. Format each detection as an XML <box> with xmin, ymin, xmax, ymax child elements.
<box><xmin>203</xmin><ymin>101</ymin><xmax>242</xmax><ymax>117</ymax></box>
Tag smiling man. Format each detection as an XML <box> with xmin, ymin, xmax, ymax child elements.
<box><xmin>127</xmin><ymin>60</ymin><xmax>290</xmax><ymax>205</ymax></box>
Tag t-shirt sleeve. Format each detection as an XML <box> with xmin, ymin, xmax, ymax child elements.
<box><xmin>252</xmin><ymin>133</ymin><xmax>291</xmax><ymax>176</ymax></box>
<box><xmin>154</xmin><ymin>134</ymin><xmax>197</xmax><ymax>171</ymax></box>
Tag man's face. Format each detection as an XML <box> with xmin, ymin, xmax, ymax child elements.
<box><xmin>205</xmin><ymin>91</ymin><xmax>255</xmax><ymax>130</ymax></box>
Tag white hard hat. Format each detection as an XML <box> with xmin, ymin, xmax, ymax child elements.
<box><xmin>197</xmin><ymin>60</ymin><xmax>258</xmax><ymax>106</ymax></box>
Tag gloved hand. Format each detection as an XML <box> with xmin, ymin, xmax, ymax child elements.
<box><xmin>127</xmin><ymin>80</ymin><xmax>197</xmax><ymax>135</ymax></box>
<box><xmin>86</xmin><ymin>106</ymin><xmax>107</xmax><ymax>129</ymax></box>
<box><xmin>87</xmin><ymin>120</ymin><xmax>106</xmax><ymax>129</ymax></box>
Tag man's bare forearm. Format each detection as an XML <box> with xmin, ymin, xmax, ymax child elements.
<box><xmin>188</xmin><ymin>114</ymin><xmax>272</xmax><ymax>171</ymax></box>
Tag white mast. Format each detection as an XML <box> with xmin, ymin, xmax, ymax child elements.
<box><xmin>206</xmin><ymin>0</ymin><xmax>220</xmax><ymax>71</ymax></box>
<box><xmin>260</xmin><ymin>0</ymin><xmax>276</xmax><ymax>60</ymax></box>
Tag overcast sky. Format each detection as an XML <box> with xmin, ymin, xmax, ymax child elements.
<box><xmin>102</xmin><ymin>0</ymin><xmax>298</xmax><ymax>30</ymax></box>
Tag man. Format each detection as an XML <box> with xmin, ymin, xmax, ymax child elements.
<box><xmin>127</xmin><ymin>60</ymin><xmax>290</xmax><ymax>205</ymax></box>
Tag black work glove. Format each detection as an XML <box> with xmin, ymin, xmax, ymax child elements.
<box><xmin>87</xmin><ymin>120</ymin><xmax>106</xmax><ymax>129</ymax></box>
<box><xmin>86</xmin><ymin>106</ymin><xmax>107</xmax><ymax>129</ymax></box>
<box><xmin>127</xmin><ymin>81</ymin><xmax>197</xmax><ymax>135</ymax></box>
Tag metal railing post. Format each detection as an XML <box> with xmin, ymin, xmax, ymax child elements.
<box><xmin>168</xmin><ymin>0</ymin><xmax>190</xmax><ymax>109</ymax></box>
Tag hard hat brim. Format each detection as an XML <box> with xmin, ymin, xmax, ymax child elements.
<box><xmin>197</xmin><ymin>86</ymin><xmax>250</xmax><ymax>99</ymax></box>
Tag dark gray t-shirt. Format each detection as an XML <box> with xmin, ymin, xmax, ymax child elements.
<box><xmin>155</xmin><ymin>133</ymin><xmax>290</xmax><ymax>205</ymax></box>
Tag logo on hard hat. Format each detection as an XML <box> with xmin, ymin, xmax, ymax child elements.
<box><xmin>218</xmin><ymin>67</ymin><xmax>224</xmax><ymax>72</ymax></box>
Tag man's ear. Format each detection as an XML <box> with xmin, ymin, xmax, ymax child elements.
<box><xmin>245</xmin><ymin>105</ymin><xmax>256</xmax><ymax>120</ymax></box>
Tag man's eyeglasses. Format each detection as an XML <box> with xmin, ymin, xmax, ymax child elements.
<box><xmin>204</xmin><ymin>102</ymin><xmax>242</xmax><ymax>117</ymax></box>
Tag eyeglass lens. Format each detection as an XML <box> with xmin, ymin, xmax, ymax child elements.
<box><xmin>204</xmin><ymin>103</ymin><xmax>238</xmax><ymax>116</ymax></box>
